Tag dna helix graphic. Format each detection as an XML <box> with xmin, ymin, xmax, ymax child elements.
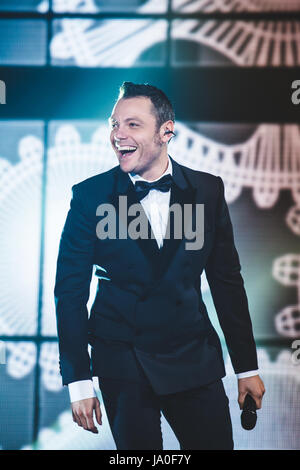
<box><xmin>50</xmin><ymin>0</ymin><xmax>99</xmax><ymax>12</ymax></box>
<box><xmin>50</xmin><ymin>0</ymin><xmax>167</xmax><ymax>12</ymax></box>
<box><xmin>49</xmin><ymin>0</ymin><xmax>300</xmax><ymax>66</ymax></box>
<box><xmin>286</xmin><ymin>204</ymin><xmax>300</xmax><ymax>237</ymax></box>
<box><xmin>48</xmin><ymin>0</ymin><xmax>300</xmax><ymax>13</ymax></box>
<box><xmin>172</xmin><ymin>20</ymin><xmax>300</xmax><ymax>66</ymax></box>
<box><xmin>273</xmin><ymin>255</ymin><xmax>300</xmax><ymax>338</ymax></box>
<box><xmin>170</xmin><ymin>122</ymin><xmax>300</xmax><ymax>208</ymax></box>
<box><xmin>173</xmin><ymin>0</ymin><xmax>300</xmax><ymax>13</ymax></box>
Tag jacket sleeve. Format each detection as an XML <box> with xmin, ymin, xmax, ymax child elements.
<box><xmin>54</xmin><ymin>183</ymin><xmax>96</xmax><ymax>386</ymax></box>
<box><xmin>205</xmin><ymin>176</ymin><xmax>258</xmax><ymax>374</ymax></box>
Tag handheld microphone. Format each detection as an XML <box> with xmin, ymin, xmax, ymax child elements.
<box><xmin>241</xmin><ymin>394</ymin><xmax>257</xmax><ymax>430</ymax></box>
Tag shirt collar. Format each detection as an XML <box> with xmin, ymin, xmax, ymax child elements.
<box><xmin>128</xmin><ymin>155</ymin><xmax>172</xmax><ymax>184</ymax></box>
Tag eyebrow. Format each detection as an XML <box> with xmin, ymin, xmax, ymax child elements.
<box><xmin>108</xmin><ymin>116</ymin><xmax>144</xmax><ymax>123</ymax></box>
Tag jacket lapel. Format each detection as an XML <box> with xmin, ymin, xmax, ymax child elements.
<box><xmin>155</xmin><ymin>156</ymin><xmax>197</xmax><ymax>278</ymax></box>
<box><xmin>109</xmin><ymin>156</ymin><xmax>197</xmax><ymax>277</ymax></box>
<box><xmin>110</xmin><ymin>167</ymin><xmax>161</xmax><ymax>267</ymax></box>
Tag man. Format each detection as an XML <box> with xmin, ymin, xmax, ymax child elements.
<box><xmin>54</xmin><ymin>81</ymin><xmax>265</xmax><ymax>450</ymax></box>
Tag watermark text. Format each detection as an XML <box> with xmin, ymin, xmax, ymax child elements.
<box><xmin>95</xmin><ymin>197</ymin><xmax>205</xmax><ymax>251</ymax></box>
<box><xmin>0</xmin><ymin>80</ymin><xmax>6</xmax><ymax>104</ymax></box>
<box><xmin>0</xmin><ymin>341</ymin><xmax>6</xmax><ymax>364</ymax></box>
<box><xmin>291</xmin><ymin>339</ymin><xmax>300</xmax><ymax>365</ymax></box>
<box><xmin>291</xmin><ymin>80</ymin><xmax>300</xmax><ymax>105</ymax></box>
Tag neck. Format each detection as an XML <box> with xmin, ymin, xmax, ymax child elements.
<box><xmin>137</xmin><ymin>155</ymin><xmax>169</xmax><ymax>181</ymax></box>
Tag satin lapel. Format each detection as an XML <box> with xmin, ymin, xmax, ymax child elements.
<box><xmin>156</xmin><ymin>181</ymin><xmax>196</xmax><ymax>279</ymax></box>
<box><xmin>110</xmin><ymin>167</ymin><xmax>160</xmax><ymax>267</ymax></box>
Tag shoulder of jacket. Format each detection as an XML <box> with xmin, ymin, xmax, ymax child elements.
<box><xmin>179</xmin><ymin>162</ymin><xmax>221</xmax><ymax>187</ymax></box>
<box><xmin>71</xmin><ymin>164</ymin><xmax>119</xmax><ymax>194</ymax></box>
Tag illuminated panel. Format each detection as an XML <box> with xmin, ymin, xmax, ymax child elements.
<box><xmin>167</xmin><ymin>122</ymin><xmax>300</xmax><ymax>339</ymax></box>
<box><xmin>51</xmin><ymin>19</ymin><xmax>168</xmax><ymax>66</ymax></box>
<box><xmin>52</xmin><ymin>0</ymin><xmax>168</xmax><ymax>13</ymax></box>
<box><xmin>19</xmin><ymin>347</ymin><xmax>300</xmax><ymax>450</ymax></box>
<box><xmin>171</xmin><ymin>20</ymin><xmax>300</xmax><ymax>66</ymax></box>
<box><xmin>25</xmin><ymin>375</ymin><xmax>117</xmax><ymax>450</ymax></box>
<box><xmin>0</xmin><ymin>121</ymin><xmax>44</xmax><ymax>336</ymax></box>
<box><xmin>223</xmin><ymin>348</ymin><xmax>300</xmax><ymax>450</ymax></box>
<box><xmin>172</xmin><ymin>0</ymin><xmax>300</xmax><ymax>13</ymax></box>
<box><xmin>0</xmin><ymin>341</ymin><xmax>35</xmax><ymax>450</ymax></box>
<box><xmin>0</xmin><ymin>0</ymin><xmax>48</xmax><ymax>11</ymax></box>
<box><xmin>0</xmin><ymin>20</ymin><xmax>47</xmax><ymax>66</ymax></box>
<box><xmin>38</xmin><ymin>342</ymin><xmax>70</xmax><ymax>431</ymax></box>
<box><xmin>42</xmin><ymin>121</ymin><xmax>117</xmax><ymax>336</ymax></box>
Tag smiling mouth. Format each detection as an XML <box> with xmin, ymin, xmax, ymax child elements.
<box><xmin>115</xmin><ymin>145</ymin><xmax>138</xmax><ymax>158</ymax></box>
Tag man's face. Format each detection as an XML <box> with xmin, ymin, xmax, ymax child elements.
<box><xmin>109</xmin><ymin>96</ymin><xmax>168</xmax><ymax>177</ymax></box>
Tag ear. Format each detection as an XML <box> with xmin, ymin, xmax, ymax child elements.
<box><xmin>159</xmin><ymin>120</ymin><xmax>175</xmax><ymax>143</ymax></box>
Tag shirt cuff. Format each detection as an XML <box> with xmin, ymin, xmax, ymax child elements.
<box><xmin>68</xmin><ymin>379</ymin><xmax>96</xmax><ymax>403</ymax></box>
<box><xmin>236</xmin><ymin>369</ymin><xmax>259</xmax><ymax>379</ymax></box>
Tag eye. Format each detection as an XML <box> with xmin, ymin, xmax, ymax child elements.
<box><xmin>129</xmin><ymin>122</ymin><xmax>138</xmax><ymax>127</ymax></box>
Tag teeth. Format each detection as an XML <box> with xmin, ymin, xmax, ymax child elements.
<box><xmin>115</xmin><ymin>144</ymin><xmax>137</xmax><ymax>151</ymax></box>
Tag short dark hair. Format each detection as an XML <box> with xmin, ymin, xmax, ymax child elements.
<box><xmin>117</xmin><ymin>81</ymin><xmax>175</xmax><ymax>131</ymax></box>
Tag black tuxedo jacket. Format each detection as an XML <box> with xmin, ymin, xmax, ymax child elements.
<box><xmin>54</xmin><ymin>155</ymin><xmax>258</xmax><ymax>394</ymax></box>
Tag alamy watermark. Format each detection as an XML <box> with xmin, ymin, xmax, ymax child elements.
<box><xmin>0</xmin><ymin>80</ymin><xmax>6</xmax><ymax>104</ymax></box>
<box><xmin>0</xmin><ymin>341</ymin><xmax>6</xmax><ymax>364</ymax></box>
<box><xmin>95</xmin><ymin>197</ymin><xmax>205</xmax><ymax>250</ymax></box>
<box><xmin>291</xmin><ymin>80</ymin><xmax>300</xmax><ymax>105</ymax></box>
<box><xmin>291</xmin><ymin>340</ymin><xmax>300</xmax><ymax>365</ymax></box>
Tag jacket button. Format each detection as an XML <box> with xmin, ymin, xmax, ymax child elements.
<box><xmin>140</xmin><ymin>294</ymin><xmax>147</xmax><ymax>301</ymax></box>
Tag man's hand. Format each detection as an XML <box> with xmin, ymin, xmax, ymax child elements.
<box><xmin>71</xmin><ymin>397</ymin><xmax>102</xmax><ymax>433</ymax></box>
<box><xmin>238</xmin><ymin>375</ymin><xmax>265</xmax><ymax>410</ymax></box>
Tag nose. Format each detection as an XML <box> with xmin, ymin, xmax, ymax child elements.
<box><xmin>113</xmin><ymin>126</ymin><xmax>128</xmax><ymax>140</ymax></box>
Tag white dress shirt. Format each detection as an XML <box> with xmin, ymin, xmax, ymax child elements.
<box><xmin>68</xmin><ymin>156</ymin><xmax>258</xmax><ymax>402</ymax></box>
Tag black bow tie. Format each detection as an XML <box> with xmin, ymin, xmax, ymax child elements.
<box><xmin>134</xmin><ymin>174</ymin><xmax>173</xmax><ymax>201</ymax></box>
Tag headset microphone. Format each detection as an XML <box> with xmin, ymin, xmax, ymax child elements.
<box><xmin>164</xmin><ymin>130</ymin><xmax>176</xmax><ymax>136</ymax></box>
